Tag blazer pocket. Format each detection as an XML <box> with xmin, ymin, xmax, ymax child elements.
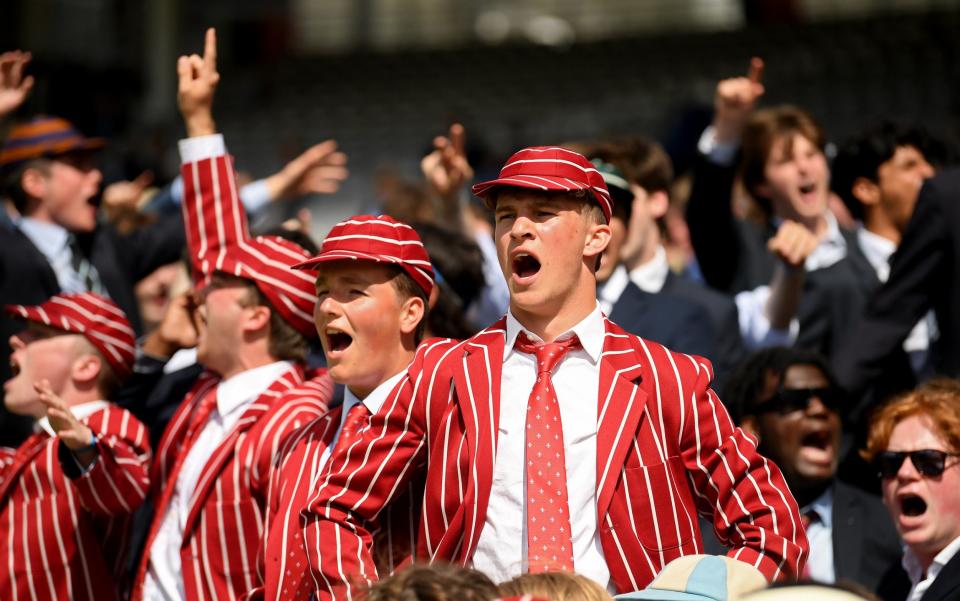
<box><xmin>618</xmin><ymin>456</ymin><xmax>696</xmax><ymax>551</ymax></box>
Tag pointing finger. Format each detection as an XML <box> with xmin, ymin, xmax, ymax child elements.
<box><xmin>748</xmin><ymin>57</ymin><xmax>764</xmax><ymax>85</ymax></box>
<box><xmin>450</xmin><ymin>123</ymin><xmax>466</xmax><ymax>157</ymax></box>
<box><xmin>203</xmin><ymin>27</ymin><xmax>217</xmax><ymax>72</ymax></box>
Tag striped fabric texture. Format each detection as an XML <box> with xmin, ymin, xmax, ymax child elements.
<box><xmin>5</xmin><ymin>292</ymin><xmax>136</xmax><ymax>378</ymax></box>
<box><xmin>472</xmin><ymin>146</ymin><xmax>613</xmax><ymax>223</ymax></box>
<box><xmin>130</xmin><ymin>366</ymin><xmax>333</xmax><ymax>601</ymax></box>
<box><xmin>181</xmin><ymin>154</ymin><xmax>319</xmax><ymax>338</ymax></box>
<box><xmin>292</xmin><ymin>214</ymin><xmax>435</xmax><ymax>297</ymax></box>
<box><xmin>302</xmin><ymin>319</ymin><xmax>808</xmax><ymax>600</ymax></box>
<box><xmin>0</xmin><ymin>115</ymin><xmax>106</xmax><ymax>167</ymax></box>
<box><xmin>0</xmin><ymin>405</ymin><xmax>151</xmax><ymax>601</ymax></box>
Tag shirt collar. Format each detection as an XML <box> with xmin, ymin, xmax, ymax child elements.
<box><xmin>597</xmin><ymin>264</ymin><xmax>629</xmax><ymax>313</ymax></box>
<box><xmin>504</xmin><ymin>303</ymin><xmax>605</xmax><ymax>364</ymax></box>
<box><xmin>17</xmin><ymin>217</ymin><xmax>70</xmax><ymax>260</ymax></box>
<box><xmin>801</xmin><ymin>485</ymin><xmax>834</xmax><ymax>530</ymax></box>
<box><xmin>856</xmin><ymin>225</ymin><xmax>896</xmax><ymax>278</ymax></box>
<box><xmin>342</xmin><ymin>369</ymin><xmax>408</xmax><ymax>417</ymax></box>
<box><xmin>35</xmin><ymin>400</ymin><xmax>111</xmax><ymax>437</ymax></box>
<box><xmin>628</xmin><ymin>245</ymin><xmax>669</xmax><ymax>293</ymax></box>
<box><xmin>216</xmin><ymin>361</ymin><xmax>293</xmax><ymax>417</ymax></box>
<box><xmin>903</xmin><ymin>535</ymin><xmax>960</xmax><ymax>585</ymax></box>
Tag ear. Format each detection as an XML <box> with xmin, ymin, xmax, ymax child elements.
<box><xmin>851</xmin><ymin>176</ymin><xmax>880</xmax><ymax>207</ymax></box>
<box><xmin>398</xmin><ymin>295</ymin><xmax>426</xmax><ymax>337</ymax></box>
<box><xmin>242</xmin><ymin>304</ymin><xmax>272</xmax><ymax>334</ymax></box>
<box><xmin>71</xmin><ymin>353</ymin><xmax>103</xmax><ymax>387</ymax></box>
<box><xmin>740</xmin><ymin>415</ymin><xmax>760</xmax><ymax>442</ymax></box>
<box><xmin>583</xmin><ymin>222</ymin><xmax>612</xmax><ymax>261</ymax></box>
<box><xmin>647</xmin><ymin>190</ymin><xmax>670</xmax><ymax>220</ymax></box>
<box><xmin>20</xmin><ymin>166</ymin><xmax>48</xmax><ymax>201</ymax></box>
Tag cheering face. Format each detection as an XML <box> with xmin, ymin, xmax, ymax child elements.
<box><xmin>37</xmin><ymin>154</ymin><xmax>102</xmax><ymax>233</ymax></box>
<box><xmin>194</xmin><ymin>275</ymin><xmax>256</xmax><ymax>376</ymax></box>
<box><xmin>759</xmin><ymin>134</ymin><xmax>830</xmax><ymax>227</ymax></box>
<box><xmin>5</xmin><ymin>325</ymin><xmax>79</xmax><ymax>417</ymax></box>
<box><xmin>751</xmin><ymin>364</ymin><xmax>841</xmax><ymax>490</ymax></box>
<box><xmin>494</xmin><ymin>190</ymin><xmax>608</xmax><ymax>323</ymax></box>
<box><xmin>313</xmin><ymin>262</ymin><xmax>415</xmax><ymax>399</ymax></box>
<box><xmin>881</xmin><ymin>414</ymin><xmax>960</xmax><ymax>562</ymax></box>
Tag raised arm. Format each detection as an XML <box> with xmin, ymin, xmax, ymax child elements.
<box><xmin>0</xmin><ymin>50</ymin><xmax>34</xmax><ymax>121</ymax></box>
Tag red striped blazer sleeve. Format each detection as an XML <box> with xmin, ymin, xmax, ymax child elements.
<box><xmin>676</xmin><ymin>353</ymin><xmax>807</xmax><ymax>580</ymax></box>
<box><xmin>61</xmin><ymin>406</ymin><xmax>151</xmax><ymax>517</ymax></box>
<box><xmin>181</xmin><ymin>152</ymin><xmax>249</xmax><ymax>284</ymax></box>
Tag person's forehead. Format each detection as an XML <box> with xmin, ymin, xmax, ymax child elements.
<box><xmin>314</xmin><ymin>261</ymin><xmax>394</xmax><ymax>285</ymax></box>
<box><xmin>495</xmin><ymin>189</ymin><xmax>581</xmax><ymax>208</ymax></box>
<box><xmin>782</xmin><ymin>364</ymin><xmax>829</xmax><ymax>388</ymax></box>
<box><xmin>888</xmin><ymin>413</ymin><xmax>950</xmax><ymax>449</ymax></box>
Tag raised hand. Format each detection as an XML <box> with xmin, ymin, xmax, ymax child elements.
<box><xmin>0</xmin><ymin>50</ymin><xmax>34</xmax><ymax>118</ymax></box>
<box><xmin>421</xmin><ymin>123</ymin><xmax>474</xmax><ymax>198</ymax></box>
<box><xmin>177</xmin><ymin>27</ymin><xmax>220</xmax><ymax>137</ymax></box>
<box><xmin>713</xmin><ymin>57</ymin><xmax>765</xmax><ymax>143</ymax></box>
<box><xmin>267</xmin><ymin>140</ymin><xmax>349</xmax><ymax>201</ymax></box>
<box><xmin>767</xmin><ymin>219</ymin><xmax>819</xmax><ymax>270</ymax></box>
<box><xmin>102</xmin><ymin>171</ymin><xmax>154</xmax><ymax>213</ymax></box>
<box><xmin>34</xmin><ymin>379</ymin><xmax>95</xmax><ymax>453</ymax></box>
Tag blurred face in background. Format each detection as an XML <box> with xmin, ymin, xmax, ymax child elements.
<box><xmin>758</xmin><ymin>134</ymin><xmax>830</xmax><ymax>230</ymax></box>
<box><xmin>135</xmin><ymin>262</ymin><xmax>189</xmax><ymax>333</ymax></box>
<box><xmin>876</xmin><ymin>145</ymin><xmax>935</xmax><ymax>234</ymax></box>
<box><xmin>23</xmin><ymin>153</ymin><xmax>102</xmax><ymax>233</ymax></box>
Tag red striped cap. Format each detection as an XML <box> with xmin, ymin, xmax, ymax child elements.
<box><xmin>0</xmin><ymin>115</ymin><xmax>105</xmax><ymax>168</ymax></box>
<box><xmin>201</xmin><ymin>236</ymin><xmax>320</xmax><ymax>339</ymax></box>
<box><xmin>472</xmin><ymin>146</ymin><xmax>613</xmax><ymax>223</ymax></box>
<box><xmin>5</xmin><ymin>293</ymin><xmax>135</xmax><ymax>379</ymax></box>
<box><xmin>292</xmin><ymin>215</ymin><xmax>435</xmax><ymax>296</ymax></box>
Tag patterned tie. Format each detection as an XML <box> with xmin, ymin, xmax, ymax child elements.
<box><xmin>67</xmin><ymin>234</ymin><xmax>106</xmax><ymax>295</ymax></box>
<box><xmin>329</xmin><ymin>402</ymin><xmax>370</xmax><ymax>460</ymax></box>
<box><xmin>514</xmin><ymin>331</ymin><xmax>581</xmax><ymax>573</ymax></box>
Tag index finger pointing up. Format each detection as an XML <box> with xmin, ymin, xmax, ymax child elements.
<box><xmin>203</xmin><ymin>27</ymin><xmax>217</xmax><ymax>71</ymax></box>
<box><xmin>748</xmin><ymin>56</ymin><xmax>764</xmax><ymax>84</ymax></box>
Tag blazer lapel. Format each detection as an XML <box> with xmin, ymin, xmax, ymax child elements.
<box><xmin>832</xmin><ymin>481</ymin><xmax>863</xmax><ymax>582</ymax></box>
<box><xmin>920</xmin><ymin>550</ymin><xmax>960</xmax><ymax>601</ymax></box>
<box><xmin>596</xmin><ymin>319</ymin><xmax>647</xmax><ymax>521</ymax></box>
<box><xmin>453</xmin><ymin>320</ymin><xmax>505</xmax><ymax>562</ymax></box>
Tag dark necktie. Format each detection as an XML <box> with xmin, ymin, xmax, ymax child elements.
<box><xmin>67</xmin><ymin>234</ymin><xmax>106</xmax><ymax>295</ymax></box>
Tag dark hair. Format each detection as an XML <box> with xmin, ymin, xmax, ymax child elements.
<box><xmin>387</xmin><ymin>266</ymin><xmax>430</xmax><ymax>345</ymax></box>
<box><xmin>725</xmin><ymin>346</ymin><xmax>836</xmax><ymax>424</ymax></box>
<box><xmin>2</xmin><ymin>158</ymin><xmax>50</xmax><ymax>215</ymax></box>
<box><xmin>365</xmin><ymin>563</ymin><xmax>499</xmax><ymax>601</ymax></box>
<box><xmin>412</xmin><ymin>222</ymin><xmax>485</xmax><ymax>339</ymax></box>
<box><xmin>831</xmin><ymin>122</ymin><xmax>945</xmax><ymax>221</ymax></box>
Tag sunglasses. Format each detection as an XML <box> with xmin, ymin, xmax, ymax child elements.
<box><xmin>756</xmin><ymin>387</ymin><xmax>842</xmax><ymax>415</ymax></box>
<box><xmin>875</xmin><ymin>449</ymin><xmax>960</xmax><ymax>479</ymax></box>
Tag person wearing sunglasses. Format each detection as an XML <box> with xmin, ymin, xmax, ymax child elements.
<box><xmin>726</xmin><ymin>346</ymin><xmax>901</xmax><ymax>595</ymax></box>
<box><xmin>862</xmin><ymin>379</ymin><xmax>960</xmax><ymax>601</ymax></box>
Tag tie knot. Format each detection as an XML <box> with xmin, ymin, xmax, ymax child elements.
<box><xmin>515</xmin><ymin>331</ymin><xmax>581</xmax><ymax>375</ymax></box>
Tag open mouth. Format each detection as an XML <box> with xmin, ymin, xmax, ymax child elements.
<box><xmin>900</xmin><ymin>494</ymin><xmax>927</xmax><ymax>517</ymax></box>
<box><xmin>325</xmin><ymin>328</ymin><xmax>353</xmax><ymax>353</ymax></box>
<box><xmin>801</xmin><ymin>430</ymin><xmax>832</xmax><ymax>451</ymax></box>
<box><xmin>512</xmin><ymin>252</ymin><xmax>541</xmax><ymax>280</ymax></box>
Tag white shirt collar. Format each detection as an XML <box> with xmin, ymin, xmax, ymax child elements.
<box><xmin>903</xmin><ymin>534</ymin><xmax>960</xmax><ymax>585</ymax></box>
<box><xmin>216</xmin><ymin>361</ymin><xmax>293</xmax><ymax>417</ymax></box>
<box><xmin>801</xmin><ymin>485</ymin><xmax>834</xmax><ymax>530</ymax></box>
<box><xmin>17</xmin><ymin>217</ymin><xmax>70</xmax><ymax>260</ymax></box>
<box><xmin>504</xmin><ymin>303</ymin><xmax>605</xmax><ymax>364</ymax></box>
<box><xmin>856</xmin><ymin>225</ymin><xmax>897</xmax><ymax>281</ymax></box>
<box><xmin>342</xmin><ymin>369</ymin><xmax>407</xmax><ymax>417</ymax></box>
<box><xmin>35</xmin><ymin>400</ymin><xmax>111</xmax><ymax>437</ymax></box>
<box><xmin>597</xmin><ymin>264</ymin><xmax>630</xmax><ymax>314</ymax></box>
<box><xmin>628</xmin><ymin>245</ymin><xmax>669</xmax><ymax>293</ymax></box>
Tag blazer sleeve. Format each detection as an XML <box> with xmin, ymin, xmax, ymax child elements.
<box><xmin>685</xmin><ymin>155</ymin><xmax>743</xmax><ymax>293</ymax></box>
<box><xmin>59</xmin><ymin>405</ymin><xmax>151</xmax><ymax>517</ymax></box>
<box><xmin>302</xmin><ymin>356</ymin><xmax>437</xmax><ymax>601</ymax></box>
<box><xmin>181</xmin><ymin>151</ymin><xmax>251</xmax><ymax>285</ymax></box>
<box><xmin>678</xmin><ymin>359</ymin><xmax>808</xmax><ymax>581</ymax></box>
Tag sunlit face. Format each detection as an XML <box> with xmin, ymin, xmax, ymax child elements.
<box><xmin>494</xmin><ymin>190</ymin><xmax>608</xmax><ymax>324</ymax></box>
<box><xmin>753</xmin><ymin>364</ymin><xmax>842</xmax><ymax>491</ymax></box>
<box><xmin>876</xmin><ymin>145</ymin><xmax>935</xmax><ymax>234</ymax></box>
<box><xmin>314</xmin><ymin>262</ymin><xmax>416</xmax><ymax>399</ymax></box>
<box><xmin>5</xmin><ymin>324</ymin><xmax>83</xmax><ymax>417</ymax></box>
<box><xmin>881</xmin><ymin>414</ymin><xmax>960</xmax><ymax>563</ymax></box>
<box><xmin>759</xmin><ymin>134</ymin><xmax>830</xmax><ymax>226</ymax></box>
<box><xmin>194</xmin><ymin>274</ymin><xmax>257</xmax><ymax>376</ymax></box>
<box><xmin>35</xmin><ymin>154</ymin><xmax>102</xmax><ymax>233</ymax></box>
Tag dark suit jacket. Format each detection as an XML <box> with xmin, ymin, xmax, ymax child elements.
<box><xmin>0</xmin><ymin>214</ymin><xmax>184</xmax><ymax>446</ymax></box>
<box><xmin>878</xmin><ymin>546</ymin><xmax>960</xmax><ymax>601</ymax></box>
<box><xmin>835</xmin><ymin>168</ymin><xmax>960</xmax><ymax>397</ymax></box>
<box><xmin>832</xmin><ymin>480</ymin><xmax>902</xmax><ymax>594</ymax></box>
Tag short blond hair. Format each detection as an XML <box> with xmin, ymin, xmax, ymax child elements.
<box><xmin>498</xmin><ymin>572</ymin><xmax>613</xmax><ymax>601</ymax></box>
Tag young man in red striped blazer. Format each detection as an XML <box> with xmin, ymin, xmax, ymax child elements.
<box><xmin>241</xmin><ymin>214</ymin><xmax>440</xmax><ymax>601</ymax></box>
<box><xmin>303</xmin><ymin>145</ymin><xmax>809</xmax><ymax>597</ymax></box>
<box><xmin>130</xmin><ymin>29</ymin><xmax>334</xmax><ymax>601</ymax></box>
<box><xmin>1</xmin><ymin>292</ymin><xmax>151</xmax><ymax>600</ymax></box>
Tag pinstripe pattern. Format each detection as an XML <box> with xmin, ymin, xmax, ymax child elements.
<box><xmin>131</xmin><ymin>366</ymin><xmax>333</xmax><ymax>601</ymax></box>
<box><xmin>0</xmin><ymin>405</ymin><xmax>151</xmax><ymax>601</ymax></box>
<box><xmin>303</xmin><ymin>320</ymin><xmax>807</xmax><ymax>599</ymax></box>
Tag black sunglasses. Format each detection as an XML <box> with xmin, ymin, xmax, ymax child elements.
<box><xmin>756</xmin><ymin>387</ymin><xmax>842</xmax><ymax>415</ymax></box>
<box><xmin>875</xmin><ymin>449</ymin><xmax>960</xmax><ymax>479</ymax></box>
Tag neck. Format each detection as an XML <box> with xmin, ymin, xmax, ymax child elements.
<box><xmin>863</xmin><ymin>211</ymin><xmax>902</xmax><ymax>245</ymax></box>
<box><xmin>346</xmin><ymin>347</ymin><xmax>415</xmax><ymax>400</ymax></box>
<box><xmin>512</xmin><ymin>295</ymin><xmax>596</xmax><ymax>342</ymax></box>
<box><xmin>217</xmin><ymin>349</ymin><xmax>279</xmax><ymax>380</ymax></box>
<box><xmin>791</xmin><ymin>479</ymin><xmax>830</xmax><ymax>509</ymax></box>
<box><xmin>622</xmin><ymin>229</ymin><xmax>661</xmax><ymax>272</ymax></box>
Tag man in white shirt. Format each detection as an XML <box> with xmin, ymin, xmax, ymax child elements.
<box><xmin>863</xmin><ymin>380</ymin><xmax>960</xmax><ymax>601</ymax></box>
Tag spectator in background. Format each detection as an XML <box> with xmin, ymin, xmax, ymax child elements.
<box><xmin>0</xmin><ymin>293</ymin><xmax>151</xmax><ymax>601</ymax></box>
<box><xmin>863</xmin><ymin>380</ymin><xmax>960</xmax><ymax>601</ymax></box>
<box><xmin>499</xmin><ymin>572</ymin><xmax>613</xmax><ymax>601</ymax></box>
<box><xmin>725</xmin><ymin>347</ymin><xmax>901</xmax><ymax>594</ymax></box>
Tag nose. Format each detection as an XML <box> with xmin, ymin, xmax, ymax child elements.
<box><xmin>316</xmin><ymin>295</ymin><xmax>342</xmax><ymax>319</ymax></box>
<box><xmin>805</xmin><ymin>394</ymin><xmax>831</xmax><ymax>417</ymax></box>
<box><xmin>510</xmin><ymin>214</ymin><xmax>535</xmax><ymax>240</ymax></box>
<box><xmin>919</xmin><ymin>160</ymin><xmax>935</xmax><ymax>179</ymax></box>
<box><xmin>897</xmin><ymin>453</ymin><xmax>922</xmax><ymax>481</ymax></box>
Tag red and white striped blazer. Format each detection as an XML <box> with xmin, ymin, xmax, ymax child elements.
<box><xmin>303</xmin><ymin>319</ymin><xmax>809</xmax><ymax>599</ymax></box>
<box><xmin>130</xmin><ymin>366</ymin><xmax>333</xmax><ymax>601</ymax></box>
<box><xmin>0</xmin><ymin>404</ymin><xmax>151</xmax><ymax>601</ymax></box>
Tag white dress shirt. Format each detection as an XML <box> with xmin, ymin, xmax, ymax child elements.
<box><xmin>801</xmin><ymin>486</ymin><xmax>835</xmax><ymax>584</ymax></box>
<box><xmin>627</xmin><ymin>245</ymin><xmax>670</xmax><ymax>294</ymax></box>
<box><xmin>904</xmin><ymin>535</ymin><xmax>960</xmax><ymax>601</ymax></box>
<box><xmin>17</xmin><ymin>217</ymin><xmax>89</xmax><ymax>293</ymax></box>
<box><xmin>597</xmin><ymin>264</ymin><xmax>630</xmax><ymax>315</ymax></box>
<box><xmin>472</xmin><ymin>304</ymin><xmax>610</xmax><ymax>589</ymax></box>
<box><xmin>142</xmin><ymin>360</ymin><xmax>293</xmax><ymax>601</ymax></box>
